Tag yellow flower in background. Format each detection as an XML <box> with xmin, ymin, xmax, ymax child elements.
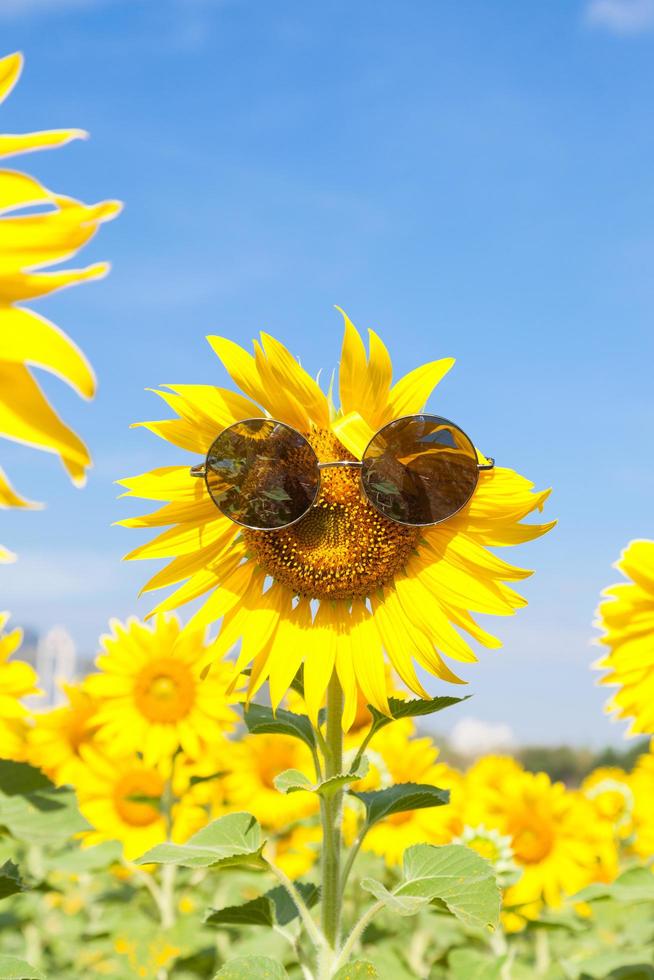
<box><xmin>628</xmin><ymin>751</ymin><xmax>654</xmax><ymax>858</ymax></box>
<box><xmin>27</xmin><ymin>682</ymin><xmax>99</xmax><ymax>784</ymax></box>
<box><xmin>0</xmin><ymin>611</ymin><xmax>39</xmax><ymax>759</ymax></box>
<box><xmin>76</xmin><ymin>747</ymin><xmax>202</xmax><ymax>860</ymax></box>
<box><xmin>489</xmin><ymin>769</ymin><xmax>616</xmax><ymax>927</ymax></box>
<box><xmin>264</xmin><ymin>823</ymin><xmax>321</xmax><ymax>880</ymax></box>
<box><xmin>85</xmin><ymin>614</ymin><xmax>239</xmax><ymax>767</ymax></box>
<box><xmin>223</xmin><ymin>732</ymin><xmax>318</xmax><ymax>830</ymax></box>
<box><xmin>0</xmin><ymin>51</ymin><xmax>120</xmax><ymax>559</ymax></box>
<box><xmin>581</xmin><ymin>766</ymin><xmax>634</xmax><ymax>839</ymax></box>
<box><xmin>119</xmin><ymin>312</ymin><xmax>553</xmax><ymax>729</ymax></box>
<box><xmin>595</xmin><ymin>539</ymin><xmax>654</xmax><ymax>736</ymax></box>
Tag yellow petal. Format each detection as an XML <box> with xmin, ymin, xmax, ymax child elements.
<box><xmin>387</xmin><ymin>357</ymin><xmax>455</xmax><ymax>418</ymax></box>
<box><xmin>267</xmin><ymin>597</ymin><xmax>313</xmax><ymax>711</ymax></box>
<box><xmin>0</xmin><ymin>362</ymin><xmax>90</xmax><ymax>484</ymax></box>
<box><xmin>349</xmin><ymin>599</ymin><xmax>390</xmax><ymax>715</ymax></box>
<box><xmin>0</xmin><ymin>466</ymin><xmax>39</xmax><ymax>509</ymax></box>
<box><xmin>369</xmin><ymin>594</ymin><xmax>430</xmax><ymax>698</ymax></box>
<box><xmin>253</xmin><ymin>339</ymin><xmax>309</xmax><ymax>431</ymax></box>
<box><xmin>304</xmin><ymin>601</ymin><xmax>337</xmax><ymax>725</ymax></box>
<box><xmin>206</xmin><ymin>335</ymin><xmax>268</xmax><ymax>409</ymax></box>
<box><xmin>331</xmin><ymin>411</ymin><xmax>375</xmax><ymax>460</ymax></box>
<box><xmin>260</xmin><ymin>332</ymin><xmax>330</xmax><ymax>429</ymax></box>
<box><xmin>0</xmin><ymin>262</ymin><xmax>108</xmax><ymax>302</ymax></box>
<box><xmin>0</xmin><ymin>545</ymin><xmax>16</xmax><ymax>563</ymax></box>
<box><xmin>0</xmin><ymin>169</ymin><xmax>51</xmax><ymax>213</ymax></box>
<box><xmin>337</xmin><ymin>307</ymin><xmax>368</xmax><ymax>420</ymax></box>
<box><xmin>0</xmin><ymin>129</ymin><xmax>87</xmax><ymax>161</ymax></box>
<box><xmin>0</xmin><ymin>53</ymin><xmax>22</xmax><ymax>104</ymax></box>
<box><xmin>0</xmin><ymin>306</ymin><xmax>95</xmax><ymax>398</ymax></box>
<box><xmin>117</xmin><ymin>466</ymin><xmax>203</xmax><ymax>502</ymax></box>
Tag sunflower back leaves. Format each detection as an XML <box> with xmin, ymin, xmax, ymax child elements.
<box><xmin>0</xmin><ymin>861</ymin><xmax>24</xmax><ymax>901</ymax></box>
<box><xmin>333</xmin><ymin>963</ymin><xmax>379</xmax><ymax>979</ymax></box>
<box><xmin>206</xmin><ymin>882</ymin><xmax>319</xmax><ymax>929</ymax></box>
<box><xmin>350</xmin><ymin>783</ymin><xmax>449</xmax><ymax>829</ymax></box>
<box><xmin>362</xmin><ymin>844</ymin><xmax>500</xmax><ymax>931</ymax></box>
<box><xmin>0</xmin><ymin>955</ymin><xmax>44</xmax><ymax>980</ymax></box>
<box><xmin>137</xmin><ymin>812</ymin><xmax>266</xmax><ymax>870</ymax></box>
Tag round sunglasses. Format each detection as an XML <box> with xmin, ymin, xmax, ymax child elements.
<box><xmin>190</xmin><ymin>414</ymin><xmax>494</xmax><ymax>532</ymax></box>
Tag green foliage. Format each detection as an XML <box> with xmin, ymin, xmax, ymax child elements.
<box><xmin>575</xmin><ymin>867</ymin><xmax>654</xmax><ymax>903</ymax></box>
<box><xmin>0</xmin><ymin>763</ymin><xmax>89</xmax><ymax>845</ymax></box>
<box><xmin>362</xmin><ymin>844</ymin><xmax>500</xmax><ymax>930</ymax></box>
<box><xmin>369</xmin><ymin>695</ymin><xmax>469</xmax><ymax>731</ymax></box>
<box><xmin>138</xmin><ymin>812</ymin><xmax>266</xmax><ymax>870</ymax></box>
<box><xmin>448</xmin><ymin>948</ymin><xmax>506</xmax><ymax>980</ymax></box>
<box><xmin>213</xmin><ymin>955</ymin><xmax>289</xmax><ymax>978</ymax></box>
<box><xmin>242</xmin><ymin>704</ymin><xmax>316</xmax><ymax>751</ymax></box>
<box><xmin>0</xmin><ymin>862</ymin><xmax>24</xmax><ymax>901</ymax></box>
<box><xmin>0</xmin><ymin>956</ymin><xmax>44</xmax><ymax>980</ymax></box>
<box><xmin>351</xmin><ymin>783</ymin><xmax>449</xmax><ymax>828</ymax></box>
<box><xmin>206</xmin><ymin>882</ymin><xmax>319</xmax><ymax>928</ymax></box>
<box><xmin>274</xmin><ymin>757</ymin><xmax>369</xmax><ymax>797</ymax></box>
<box><xmin>332</xmin><ymin>962</ymin><xmax>379</xmax><ymax>978</ymax></box>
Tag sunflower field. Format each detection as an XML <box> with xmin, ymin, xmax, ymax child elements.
<box><xmin>2</xmin><ymin>27</ymin><xmax>654</xmax><ymax>980</ymax></box>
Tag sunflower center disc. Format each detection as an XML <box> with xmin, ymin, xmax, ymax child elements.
<box><xmin>134</xmin><ymin>658</ymin><xmax>196</xmax><ymax>723</ymax></box>
<box><xmin>114</xmin><ymin>770</ymin><xmax>164</xmax><ymax>827</ymax></box>
<box><xmin>243</xmin><ymin>429</ymin><xmax>420</xmax><ymax>600</ymax></box>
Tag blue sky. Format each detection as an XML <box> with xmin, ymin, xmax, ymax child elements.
<box><xmin>2</xmin><ymin>0</ymin><xmax>653</xmax><ymax>746</ymax></box>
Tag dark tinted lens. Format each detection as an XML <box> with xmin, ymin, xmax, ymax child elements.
<box><xmin>205</xmin><ymin>419</ymin><xmax>319</xmax><ymax>530</ymax></box>
<box><xmin>362</xmin><ymin>416</ymin><xmax>479</xmax><ymax>525</ymax></box>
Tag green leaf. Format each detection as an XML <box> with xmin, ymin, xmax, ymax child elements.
<box><xmin>368</xmin><ymin>695</ymin><xmax>469</xmax><ymax>731</ymax></box>
<box><xmin>332</xmin><ymin>963</ymin><xmax>379</xmax><ymax>979</ymax></box>
<box><xmin>360</xmin><ymin>877</ymin><xmax>427</xmax><ymax>916</ymax></box>
<box><xmin>0</xmin><ymin>861</ymin><xmax>24</xmax><ymax>901</ymax></box>
<box><xmin>0</xmin><ymin>956</ymin><xmax>44</xmax><ymax>979</ymax></box>
<box><xmin>46</xmin><ymin>840</ymin><xmax>122</xmax><ymax>873</ymax></box>
<box><xmin>274</xmin><ymin>757</ymin><xmax>369</xmax><ymax>797</ymax></box>
<box><xmin>574</xmin><ymin>867</ymin><xmax>654</xmax><ymax>904</ymax></box>
<box><xmin>243</xmin><ymin>703</ymin><xmax>316</xmax><ymax>751</ymax></box>
<box><xmin>189</xmin><ymin>771</ymin><xmax>227</xmax><ymax>787</ymax></box>
<box><xmin>213</xmin><ymin>956</ymin><xmax>289</xmax><ymax>979</ymax></box>
<box><xmin>351</xmin><ymin>783</ymin><xmax>449</xmax><ymax>827</ymax></box>
<box><xmin>206</xmin><ymin>882</ymin><xmax>319</xmax><ymax>928</ymax></box>
<box><xmin>448</xmin><ymin>948</ymin><xmax>506</xmax><ymax>980</ymax></box>
<box><xmin>0</xmin><ymin>762</ymin><xmax>53</xmax><ymax>796</ymax></box>
<box><xmin>397</xmin><ymin>844</ymin><xmax>500</xmax><ymax>930</ymax></box>
<box><xmin>0</xmin><ymin>785</ymin><xmax>89</xmax><ymax>844</ymax></box>
<box><xmin>138</xmin><ymin>812</ymin><xmax>265</xmax><ymax>870</ymax></box>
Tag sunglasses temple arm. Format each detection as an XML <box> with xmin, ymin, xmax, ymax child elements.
<box><xmin>190</xmin><ymin>464</ymin><xmax>206</xmax><ymax>478</ymax></box>
<box><xmin>477</xmin><ymin>456</ymin><xmax>495</xmax><ymax>471</ymax></box>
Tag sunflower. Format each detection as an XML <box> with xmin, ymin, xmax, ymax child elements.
<box><xmin>0</xmin><ymin>51</ymin><xmax>119</xmax><ymax>556</ymax></box>
<box><xmin>222</xmin><ymin>731</ymin><xmax>318</xmax><ymax>830</ymax></box>
<box><xmin>27</xmin><ymin>681</ymin><xmax>100</xmax><ymax>784</ymax></box>
<box><xmin>119</xmin><ymin>313</ymin><xmax>553</xmax><ymax>726</ymax></box>
<box><xmin>470</xmin><ymin>765</ymin><xmax>617</xmax><ymax>925</ymax></box>
<box><xmin>0</xmin><ymin>611</ymin><xmax>40</xmax><ymax>759</ymax></box>
<box><xmin>628</xmin><ymin>751</ymin><xmax>654</xmax><ymax>858</ymax></box>
<box><xmin>595</xmin><ymin>539</ymin><xmax>654</xmax><ymax>736</ymax></box>
<box><xmin>85</xmin><ymin>614</ymin><xmax>240</xmax><ymax>767</ymax></box>
<box><xmin>76</xmin><ymin>747</ymin><xmax>203</xmax><ymax>860</ymax></box>
<box><xmin>581</xmin><ymin>766</ymin><xmax>634</xmax><ymax>839</ymax></box>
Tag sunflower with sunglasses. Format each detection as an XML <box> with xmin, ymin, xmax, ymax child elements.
<box><xmin>120</xmin><ymin>309</ymin><xmax>552</xmax><ymax>725</ymax></box>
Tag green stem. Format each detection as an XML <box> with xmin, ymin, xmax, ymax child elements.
<box><xmin>265</xmin><ymin>859</ymin><xmax>326</xmax><ymax>952</ymax></box>
<box><xmin>321</xmin><ymin>672</ymin><xmax>344</xmax><ymax>952</ymax></box>
<box><xmin>332</xmin><ymin>900</ymin><xmax>384</xmax><ymax>972</ymax></box>
<box><xmin>340</xmin><ymin>826</ymin><xmax>366</xmax><ymax>896</ymax></box>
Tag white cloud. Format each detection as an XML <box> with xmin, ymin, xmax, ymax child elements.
<box><xmin>449</xmin><ymin>717</ymin><xmax>516</xmax><ymax>759</ymax></box>
<box><xmin>585</xmin><ymin>0</ymin><xmax>654</xmax><ymax>34</ymax></box>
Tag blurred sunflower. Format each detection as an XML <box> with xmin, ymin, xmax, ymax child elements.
<box><xmin>223</xmin><ymin>732</ymin><xmax>318</xmax><ymax>830</ymax></box>
<box><xmin>0</xmin><ymin>51</ymin><xmax>120</xmax><ymax>557</ymax></box>
<box><xmin>27</xmin><ymin>681</ymin><xmax>99</xmax><ymax>784</ymax></box>
<box><xmin>628</xmin><ymin>751</ymin><xmax>654</xmax><ymax>858</ymax></box>
<box><xmin>484</xmin><ymin>769</ymin><xmax>616</xmax><ymax>928</ymax></box>
<box><xmin>120</xmin><ymin>312</ymin><xmax>553</xmax><ymax>728</ymax></box>
<box><xmin>86</xmin><ymin>614</ymin><xmax>239</xmax><ymax>767</ymax></box>
<box><xmin>595</xmin><ymin>539</ymin><xmax>654</xmax><ymax>736</ymax></box>
<box><xmin>0</xmin><ymin>611</ymin><xmax>40</xmax><ymax>759</ymax></box>
<box><xmin>581</xmin><ymin>766</ymin><xmax>634</xmax><ymax>840</ymax></box>
<box><xmin>76</xmin><ymin>747</ymin><xmax>203</xmax><ymax>860</ymax></box>
<box><xmin>264</xmin><ymin>823</ymin><xmax>321</xmax><ymax>880</ymax></box>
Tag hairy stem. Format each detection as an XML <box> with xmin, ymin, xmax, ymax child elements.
<box><xmin>266</xmin><ymin>858</ymin><xmax>326</xmax><ymax>952</ymax></box>
<box><xmin>321</xmin><ymin>672</ymin><xmax>345</xmax><ymax>952</ymax></box>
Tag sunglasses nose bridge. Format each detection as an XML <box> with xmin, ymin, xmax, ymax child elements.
<box><xmin>316</xmin><ymin>460</ymin><xmax>364</xmax><ymax>470</ymax></box>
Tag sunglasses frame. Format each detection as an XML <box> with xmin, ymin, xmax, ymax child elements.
<box><xmin>190</xmin><ymin>414</ymin><xmax>495</xmax><ymax>532</ymax></box>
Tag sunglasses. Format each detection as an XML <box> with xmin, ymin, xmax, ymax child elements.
<box><xmin>190</xmin><ymin>414</ymin><xmax>494</xmax><ymax>532</ymax></box>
